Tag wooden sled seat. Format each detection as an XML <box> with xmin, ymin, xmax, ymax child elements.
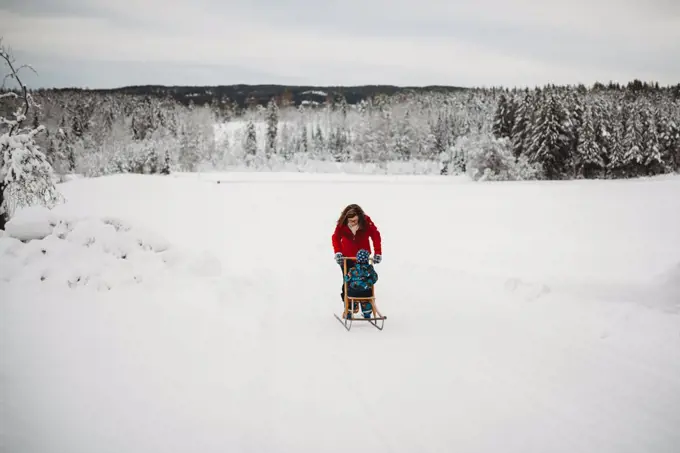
<box><xmin>335</xmin><ymin>256</ymin><xmax>387</xmax><ymax>331</ymax></box>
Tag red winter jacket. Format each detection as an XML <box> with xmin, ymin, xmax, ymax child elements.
<box><xmin>332</xmin><ymin>215</ymin><xmax>382</xmax><ymax>258</ymax></box>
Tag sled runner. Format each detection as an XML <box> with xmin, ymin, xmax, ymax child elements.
<box><xmin>334</xmin><ymin>256</ymin><xmax>387</xmax><ymax>331</ymax></box>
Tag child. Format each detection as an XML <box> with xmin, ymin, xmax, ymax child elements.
<box><xmin>343</xmin><ymin>249</ymin><xmax>378</xmax><ymax>318</ymax></box>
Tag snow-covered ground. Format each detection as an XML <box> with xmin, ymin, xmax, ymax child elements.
<box><xmin>2</xmin><ymin>171</ymin><xmax>680</xmax><ymax>453</ymax></box>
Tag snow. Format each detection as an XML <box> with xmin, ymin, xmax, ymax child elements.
<box><xmin>2</xmin><ymin>172</ymin><xmax>680</xmax><ymax>453</ymax></box>
<box><xmin>0</xmin><ymin>205</ymin><xmax>216</xmax><ymax>290</ymax></box>
<box><xmin>4</xmin><ymin>205</ymin><xmax>58</xmax><ymax>241</ymax></box>
<box><xmin>301</xmin><ymin>90</ymin><xmax>328</xmax><ymax>96</ymax></box>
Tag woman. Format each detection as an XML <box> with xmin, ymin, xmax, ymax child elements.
<box><xmin>332</xmin><ymin>204</ymin><xmax>382</xmax><ymax>303</ymax></box>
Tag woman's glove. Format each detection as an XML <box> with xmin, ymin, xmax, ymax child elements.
<box><xmin>335</xmin><ymin>252</ymin><xmax>344</xmax><ymax>264</ymax></box>
<box><xmin>373</xmin><ymin>254</ymin><xmax>382</xmax><ymax>264</ymax></box>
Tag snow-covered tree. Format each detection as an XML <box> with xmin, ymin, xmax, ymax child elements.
<box><xmin>244</xmin><ymin>119</ymin><xmax>257</xmax><ymax>160</ymax></box>
<box><xmin>492</xmin><ymin>93</ymin><xmax>515</xmax><ymax>139</ymax></box>
<box><xmin>510</xmin><ymin>91</ymin><xmax>533</xmax><ymax>158</ymax></box>
<box><xmin>526</xmin><ymin>94</ymin><xmax>571</xmax><ymax>179</ymax></box>
<box><xmin>620</xmin><ymin>105</ymin><xmax>644</xmax><ymax>177</ymax></box>
<box><xmin>566</xmin><ymin>91</ymin><xmax>584</xmax><ymax>176</ymax></box>
<box><xmin>640</xmin><ymin>107</ymin><xmax>663</xmax><ymax>175</ymax></box>
<box><xmin>0</xmin><ymin>41</ymin><xmax>62</xmax><ymax>230</ymax></box>
<box><xmin>575</xmin><ymin>104</ymin><xmax>603</xmax><ymax>178</ymax></box>
<box><xmin>265</xmin><ymin>98</ymin><xmax>278</xmax><ymax>157</ymax></box>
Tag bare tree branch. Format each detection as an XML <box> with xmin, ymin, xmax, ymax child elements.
<box><xmin>0</xmin><ymin>42</ymin><xmax>30</xmax><ymax>136</ymax></box>
<box><xmin>2</xmin><ymin>72</ymin><xmax>15</xmax><ymax>88</ymax></box>
<box><xmin>15</xmin><ymin>63</ymin><xmax>38</xmax><ymax>76</ymax></box>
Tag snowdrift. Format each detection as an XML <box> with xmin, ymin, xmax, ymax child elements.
<box><xmin>1</xmin><ymin>205</ymin><xmax>221</xmax><ymax>291</ymax></box>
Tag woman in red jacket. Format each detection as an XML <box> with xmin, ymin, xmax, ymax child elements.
<box><xmin>332</xmin><ymin>204</ymin><xmax>382</xmax><ymax>302</ymax></box>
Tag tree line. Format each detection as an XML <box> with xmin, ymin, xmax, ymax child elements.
<box><xmin>2</xmin><ymin>41</ymin><xmax>679</xmax><ymax>228</ymax></box>
<box><xmin>491</xmin><ymin>86</ymin><xmax>680</xmax><ymax>179</ymax></box>
<box><xmin>4</xmin><ymin>78</ymin><xmax>679</xmax><ymax>183</ymax></box>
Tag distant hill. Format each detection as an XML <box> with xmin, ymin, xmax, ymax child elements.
<box><xmin>38</xmin><ymin>80</ymin><xmax>680</xmax><ymax>112</ymax></box>
<box><xmin>47</xmin><ymin>84</ymin><xmax>470</xmax><ymax>109</ymax></box>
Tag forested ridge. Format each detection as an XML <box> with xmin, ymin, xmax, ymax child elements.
<box><xmin>2</xmin><ymin>37</ymin><xmax>679</xmax><ymax>229</ymax></box>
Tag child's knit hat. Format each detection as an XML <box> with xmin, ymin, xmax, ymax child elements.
<box><xmin>356</xmin><ymin>249</ymin><xmax>370</xmax><ymax>264</ymax></box>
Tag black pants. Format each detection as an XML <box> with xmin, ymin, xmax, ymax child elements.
<box><xmin>339</xmin><ymin>259</ymin><xmax>356</xmax><ymax>301</ymax></box>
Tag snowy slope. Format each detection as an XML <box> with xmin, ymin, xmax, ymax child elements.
<box><xmin>2</xmin><ymin>172</ymin><xmax>680</xmax><ymax>453</ymax></box>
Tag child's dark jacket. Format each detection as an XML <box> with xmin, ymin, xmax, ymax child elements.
<box><xmin>344</xmin><ymin>262</ymin><xmax>378</xmax><ymax>294</ymax></box>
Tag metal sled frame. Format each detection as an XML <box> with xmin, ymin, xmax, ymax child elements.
<box><xmin>334</xmin><ymin>256</ymin><xmax>387</xmax><ymax>331</ymax></box>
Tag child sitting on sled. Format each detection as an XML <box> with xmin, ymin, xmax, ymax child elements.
<box><xmin>343</xmin><ymin>249</ymin><xmax>378</xmax><ymax>318</ymax></box>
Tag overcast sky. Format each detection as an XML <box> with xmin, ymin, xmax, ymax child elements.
<box><xmin>1</xmin><ymin>0</ymin><xmax>679</xmax><ymax>89</ymax></box>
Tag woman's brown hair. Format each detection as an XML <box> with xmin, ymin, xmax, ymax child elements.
<box><xmin>337</xmin><ymin>204</ymin><xmax>367</xmax><ymax>229</ymax></box>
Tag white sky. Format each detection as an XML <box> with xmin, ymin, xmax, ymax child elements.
<box><xmin>1</xmin><ymin>0</ymin><xmax>679</xmax><ymax>88</ymax></box>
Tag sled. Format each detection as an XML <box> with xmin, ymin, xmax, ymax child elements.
<box><xmin>334</xmin><ymin>256</ymin><xmax>387</xmax><ymax>331</ymax></box>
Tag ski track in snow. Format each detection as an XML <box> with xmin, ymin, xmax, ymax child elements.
<box><xmin>2</xmin><ymin>172</ymin><xmax>680</xmax><ymax>453</ymax></box>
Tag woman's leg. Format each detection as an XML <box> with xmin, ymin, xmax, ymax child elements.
<box><xmin>340</xmin><ymin>259</ymin><xmax>356</xmax><ymax>308</ymax></box>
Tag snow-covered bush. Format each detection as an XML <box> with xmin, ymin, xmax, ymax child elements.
<box><xmin>455</xmin><ymin>134</ymin><xmax>542</xmax><ymax>181</ymax></box>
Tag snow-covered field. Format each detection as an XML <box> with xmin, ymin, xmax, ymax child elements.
<box><xmin>2</xmin><ymin>171</ymin><xmax>680</xmax><ymax>453</ymax></box>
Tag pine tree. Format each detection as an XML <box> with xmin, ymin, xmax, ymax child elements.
<box><xmin>605</xmin><ymin>100</ymin><xmax>626</xmax><ymax>177</ymax></box>
<box><xmin>576</xmin><ymin>104</ymin><xmax>603</xmax><ymax>178</ymax></box>
<box><xmin>313</xmin><ymin>124</ymin><xmax>325</xmax><ymax>158</ymax></box>
<box><xmin>244</xmin><ymin>120</ymin><xmax>257</xmax><ymax>159</ymax></box>
<box><xmin>510</xmin><ymin>92</ymin><xmax>533</xmax><ymax>158</ymax></box>
<box><xmin>526</xmin><ymin>94</ymin><xmax>571</xmax><ymax>179</ymax></box>
<box><xmin>492</xmin><ymin>94</ymin><xmax>514</xmax><ymax>139</ymax></box>
<box><xmin>265</xmin><ymin>98</ymin><xmax>278</xmax><ymax>158</ymax></box>
<box><xmin>621</xmin><ymin>105</ymin><xmax>643</xmax><ymax>176</ymax></box>
<box><xmin>160</xmin><ymin>150</ymin><xmax>171</xmax><ymax>175</ymax></box>
<box><xmin>431</xmin><ymin>113</ymin><xmax>449</xmax><ymax>159</ymax></box>
<box><xmin>394</xmin><ymin>110</ymin><xmax>417</xmax><ymax>161</ymax></box>
<box><xmin>566</xmin><ymin>92</ymin><xmax>584</xmax><ymax>176</ymax></box>
<box><xmin>664</xmin><ymin>119</ymin><xmax>680</xmax><ymax>171</ymax></box>
<box><xmin>640</xmin><ymin>107</ymin><xmax>662</xmax><ymax>175</ymax></box>
<box><xmin>301</xmin><ymin>125</ymin><xmax>309</xmax><ymax>154</ymax></box>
